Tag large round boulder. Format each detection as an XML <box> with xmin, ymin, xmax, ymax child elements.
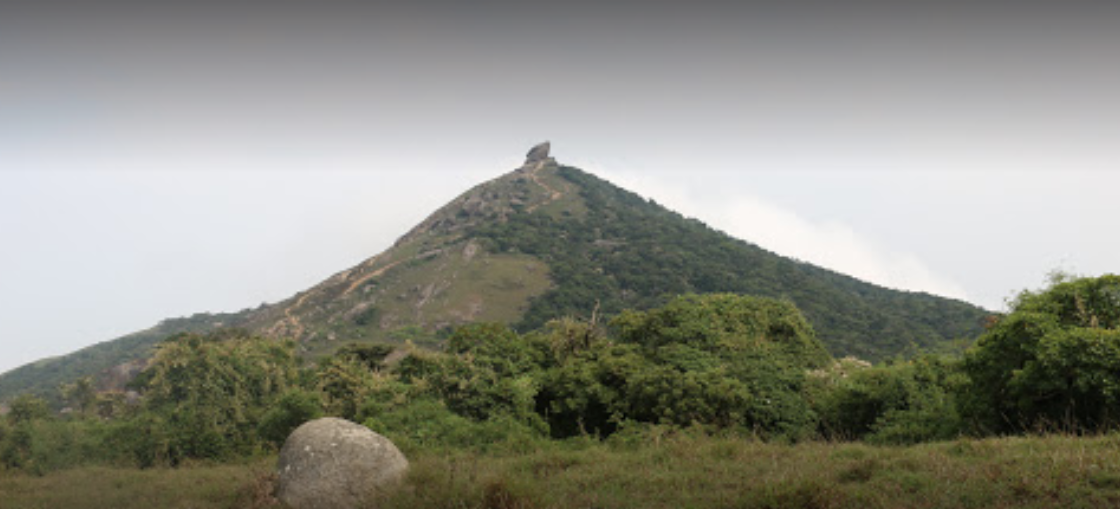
<box><xmin>276</xmin><ymin>417</ymin><xmax>408</xmax><ymax>509</ymax></box>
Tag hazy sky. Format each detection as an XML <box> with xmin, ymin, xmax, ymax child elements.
<box><xmin>2</xmin><ymin>2</ymin><xmax>1119</xmax><ymax>375</ymax></box>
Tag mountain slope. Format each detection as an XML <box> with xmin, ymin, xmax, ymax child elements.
<box><xmin>473</xmin><ymin>166</ymin><xmax>985</xmax><ymax>359</ymax></box>
<box><xmin>0</xmin><ymin>145</ymin><xmax>988</xmax><ymax>401</ymax></box>
<box><xmin>231</xmin><ymin>153</ymin><xmax>581</xmax><ymax>355</ymax></box>
<box><xmin>0</xmin><ymin>311</ymin><xmax>240</xmax><ymax>406</ymax></box>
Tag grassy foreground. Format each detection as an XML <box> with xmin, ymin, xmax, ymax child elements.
<box><xmin>0</xmin><ymin>459</ymin><xmax>276</xmax><ymax>509</ymax></box>
<box><xmin>5</xmin><ymin>434</ymin><xmax>1120</xmax><ymax>509</ymax></box>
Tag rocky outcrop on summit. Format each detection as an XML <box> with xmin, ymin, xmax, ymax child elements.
<box><xmin>394</xmin><ymin>144</ymin><xmax>564</xmax><ymax>245</ymax></box>
<box><xmin>277</xmin><ymin>418</ymin><xmax>408</xmax><ymax>509</ymax></box>
<box><xmin>525</xmin><ymin>141</ymin><xmax>551</xmax><ymax>164</ymax></box>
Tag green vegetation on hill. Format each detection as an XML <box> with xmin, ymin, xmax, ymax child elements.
<box><xmin>962</xmin><ymin>273</ymin><xmax>1120</xmax><ymax>434</ymax></box>
<box><xmin>1</xmin><ymin>277</ymin><xmax>1113</xmax><ymax>477</ymax></box>
<box><xmin>0</xmin><ymin>312</ymin><xmax>244</xmax><ymax>406</ymax></box>
<box><xmin>1</xmin><ymin>294</ymin><xmax>835</xmax><ymax>474</ymax></box>
<box><xmin>0</xmin><ymin>162</ymin><xmax>989</xmax><ymax>402</ymax></box>
<box><xmin>475</xmin><ymin>166</ymin><xmax>987</xmax><ymax>361</ymax></box>
<box><xmin>1</xmin><ymin>276</ymin><xmax>1120</xmax><ymax>508</ymax></box>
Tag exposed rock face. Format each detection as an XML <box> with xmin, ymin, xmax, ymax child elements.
<box><xmin>525</xmin><ymin>141</ymin><xmax>551</xmax><ymax>164</ymax></box>
<box><xmin>277</xmin><ymin>418</ymin><xmax>409</xmax><ymax>509</ymax></box>
<box><xmin>99</xmin><ymin>358</ymin><xmax>149</xmax><ymax>392</ymax></box>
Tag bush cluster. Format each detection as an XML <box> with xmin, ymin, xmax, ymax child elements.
<box><xmin>3</xmin><ymin>275</ymin><xmax>1119</xmax><ymax>474</ymax></box>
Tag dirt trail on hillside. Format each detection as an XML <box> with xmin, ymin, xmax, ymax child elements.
<box><xmin>341</xmin><ymin>259</ymin><xmax>407</xmax><ymax>297</ymax></box>
<box><xmin>278</xmin><ymin>291</ymin><xmax>313</xmax><ymax>339</ymax></box>
<box><xmin>273</xmin><ymin>256</ymin><xmax>404</xmax><ymax>338</ymax></box>
<box><xmin>277</xmin><ymin>165</ymin><xmax>565</xmax><ymax>338</ymax></box>
<box><xmin>525</xmin><ymin>164</ymin><xmax>564</xmax><ymax>213</ymax></box>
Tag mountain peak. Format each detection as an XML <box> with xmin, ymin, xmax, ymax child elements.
<box><xmin>0</xmin><ymin>150</ymin><xmax>989</xmax><ymax>402</ymax></box>
<box><xmin>394</xmin><ymin>145</ymin><xmax>573</xmax><ymax>248</ymax></box>
<box><xmin>243</xmin><ymin>161</ymin><xmax>984</xmax><ymax>361</ymax></box>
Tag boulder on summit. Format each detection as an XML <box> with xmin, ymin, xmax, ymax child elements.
<box><xmin>525</xmin><ymin>141</ymin><xmax>550</xmax><ymax>164</ymax></box>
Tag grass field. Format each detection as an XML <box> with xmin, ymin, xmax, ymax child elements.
<box><xmin>5</xmin><ymin>434</ymin><xmax>1120</xmax><ymax>509</ymax></box>
<box><xmin>0</xmin><ymin>459</ymin><xmax>276</xmax><ymax>509</ymax></box>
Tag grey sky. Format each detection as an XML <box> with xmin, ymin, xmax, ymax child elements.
<box><xmin>2</xmin><ymin>2</ymin><xmax>1119</xmax><ymax>375</ymax></box>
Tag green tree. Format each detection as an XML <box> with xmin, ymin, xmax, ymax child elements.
<box><xmin>1</xmin><ymin>394</ymin><xmax>51</xmax><ymax>471</ymax></box>
<box><xmin>962</xmin><ymin>274</ymin><xmax>1120</xmax><ymax>434</ymax></box>
<box><xmin>60</xmin><ymin>377</ymin><xmax>96</xmax><ymax>417</ymax></box>
<box><xmin>537</xmin><ymin>295</ymin><xmax>830</xmax><ymax>439</ymax></box>
<box><xmin>7</xmin><ymin>394</ymin><xmax>50</xmax><ymax>424</ymax></box>
<box><xmin>334</xmin><ymin>342</ymin><xmax>396</xmax><ymax>371</ymax></box>
<box><xmin>809</xmin><ymin>356</ymin><xmax>964</xmax><ymax>444</ymax></box>
<box><xmin>612</xmin><ymin>293</ymin><xmax>832</xmax><ymax>369</ymax></box>
<box><xmin>0</xmin><ymin>417</ymin><xmax>9</xmax><ymax>462</ymax></box>
<box><xmin>258</xmin><ymin>390</ymin><xmax>323</xmax><ymax>446</ymax></box>
<box><xmin>135</xmin><ymin>332</ymin><xmax>299</xmax><ymax>463</ymax></box>
<box><xmin>542</xmin><ymin>316</ymin><xmax>605</xmax><ymax>364</ymax></box>
<box><xmin>400</xmin><ymin>324</ymin><xmax>547</xmax><ymax>427</ymax></box>
<box><xmin>92</xmin><ymin>391</ymin><xmax>131</xmax><ymax>420</ymax></box>
<box><xmin>536</xmin><ymin>341</ymin><xmax>644</xmax><ymax>437</ymax></box>
<box><xmin>317</xmin><ymin>355</ymin><xmax>396</xmax><ymax>420</ymax></box>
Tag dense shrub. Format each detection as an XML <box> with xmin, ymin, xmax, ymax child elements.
<box><xmin>397</xmin><ymin>324</ymin><xmax>548</xmax><ymax>431</ymax></box>
<box><xmin>536</xmin><ymin>341</ymin><xmax>643</xmax><ymax>437</ymax></box>
<box><xmin>0</xmin><ymin>414</ymin><xmax>139</xmax><ymax>474</ymax></box>
<box><xmin>6</xmin><ymin>393</ymin><xmax>50</xmax><ymax>424</ymax></box>
<box><xmin>962</xmin><ymin>274</ymin><xmax>1120</xmax><ymax>434</ymax></box>
<box><xmin>132</xmin><ymin>332</ymin><xmax>300</xmax><ymax>463</ymax></box>
<box><xmin>11</xmin><ymin>279</ymin><xmax>1120</xmax><ymax>475</ymax></box>
<box><xmin>258</xmin><ymin>390</ymin><xmax>324</xmax><ymax>447</ymax></box>
<box><xmin>316</xmin><ymin>355</ymin><xmax>396</xmax><ymax>420</ymax></box>
<box><xmin>616</xmin><ymin>294</ymin><xmax>828</xmax><ymax>439</ymax></box>
<box><xmin>612</xmin><ymin>293</ymin><xmax>831</xmax><ymax>370</ymax></box>
<box><xmin>361</xmin><ymin>397</ymin><xmax>542</xmax><ymax>453</ymax></box>
<box><xmin>531</xmin><ymin>295</ymin><xmax>830</xmax><ymax>439</ymax></box>
<box><xmin>809</xmin><ymin>356</ymin><xmax>964</xmax><ymax>444</ymax></box>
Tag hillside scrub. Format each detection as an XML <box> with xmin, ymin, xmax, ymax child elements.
<box><xmin>472</xmin><ymin>166</ymin><xmax>986</xmax><ymax>362</ymax></box>
<box><xmin>808</xmin><ymin>356</ymin><xmax>965</xmax><ymax>444</ymax></box>
<box><xmin>2</xmin><ymin>277</ymin><xmax>1120</xmax><ymax>477</ymax></box>
<box><xmin>962</xmin><ymin>274</ymin><xmax>1120</xmax><ymax>434</ymax></box>
<box><xmin>0</xmin><ymin>294</ymin><xmax>834</xmax><ymax>471</ymax></box>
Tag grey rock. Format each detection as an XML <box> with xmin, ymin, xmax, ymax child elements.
<box><xmin>276</xmin><ymin>417</ymin><xmax>408</xmax><ymax>509</ymax></box>
<box><xmin>525</xmin><ymin>141</ymin><xmax>551</xmax><ymax>163</ymax></box>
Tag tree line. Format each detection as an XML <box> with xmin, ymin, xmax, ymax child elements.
<box><xmin>2</xmin><ymin>275</ymin><xmax>1119</xmax><ymax>475</ymax></box>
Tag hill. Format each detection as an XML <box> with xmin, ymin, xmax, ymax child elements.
<box><xmin>0</xmin><ymin>311</ymin><xmax>239</xmax><ymax>407</ymax></box>
<box><xmin>0</xmin><ymin>143</ymin><xmax>988</xmax><ymax>402</ymax></box>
